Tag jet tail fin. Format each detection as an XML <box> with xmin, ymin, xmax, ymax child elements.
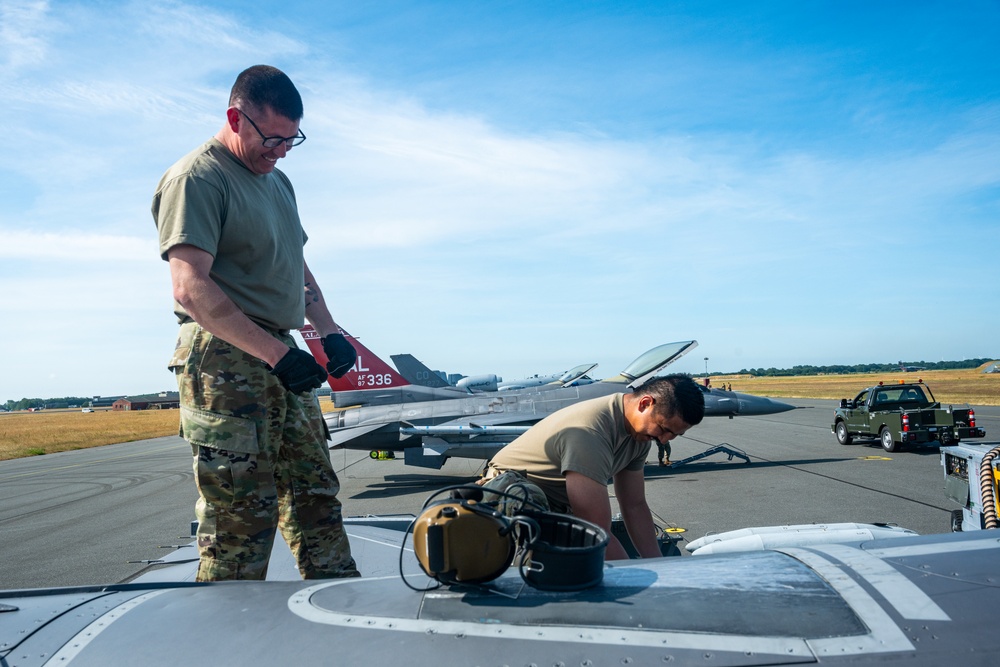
<box><xmin>300</xmin><ymin>325</ymin><xmax>410</xmax><ymax>392</ymax></box>
<box><xmin>390</xmin><ymin>354</ymin><xmax>451</xmax><ymax>388</ymax></box>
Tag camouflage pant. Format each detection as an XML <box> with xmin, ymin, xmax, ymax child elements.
<box><xmin>170</xmin><ymin>322</ymin><xmax>358</xmax><ymax>581</ymax></box>
<box><xmin>479</xmin><ymin>469</ymin><xmax>551</xmax><ymax>517</ymax></box>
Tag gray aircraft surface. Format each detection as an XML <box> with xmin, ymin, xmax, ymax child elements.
<box><xmin>2</xmin><ymin>512</ymin><xmax>998</xmax><ymax>665</ymax></box>
<box><xmin>390</xmin><ymin>353</ymin><xmax>454</xmax><ymax>388</ymax></box>
<box><xmin>391</xmin><ymin>352</ymin><xmax>590</xmax><ymax>393</ymax></box>
<box><xmin>303</xmin><ymin>327</ymin><xmax>795</xmax><ymax>469</ymax></box>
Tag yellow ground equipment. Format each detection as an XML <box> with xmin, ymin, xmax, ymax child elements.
<box><xmin>942</xmin><ymin>443</ymin><xmax>1000</xmax><ymax>531</ymax></box>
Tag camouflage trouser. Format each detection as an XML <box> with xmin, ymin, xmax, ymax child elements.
<box><xmin>478</xmin><ymin>468</ymin><xmax>551</xmax><ymax>517</ymax></box>
<box><xmin>169</xmin><ymin>322</ymin><xmax>358</xmax><ymax>582</ymax></box>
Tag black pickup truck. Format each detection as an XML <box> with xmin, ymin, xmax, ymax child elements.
<box><xmin>831</xmin><ymin>381</ymin><xmax>985</xmax><ymax>452</ymax></box>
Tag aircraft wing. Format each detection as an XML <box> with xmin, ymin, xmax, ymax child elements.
<box><xmin>323</xmin><ymin>409</ymin><xmax>537</xmax><ymax>466</ymax></box>
<box><xmin>396</xmin><ymin>414</ymin><xmax>534</xmax><ymax>464</ymax></box>
<box><xmin>399</xmin><ymin>403</ymin><xmax>566</xmax><ymax>439</ymax></box>
<box><xmin>325</xmin><ymin>422</ymin><xmax>394</xmax><ymax>448</ymax></box>
<box><xmin>427</xmin><ymin>413</ymin><xmax>538</xmax><ymax>428</ymax></box>
<box><xmin>399</xmin><ymin>416</ymin><xmax>532</xmax><ymax>440</ymax></box>
<box><xmin>4</xmin><ymin>529</ymin><xmax>1000</xmax><ymax>665</ymax></box>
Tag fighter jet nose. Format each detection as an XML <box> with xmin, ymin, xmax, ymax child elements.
<box><xmin>702</xmin><ymin>392</ymin><xmax>795</xmax><ymax>417</ymax></box>
<box><xmin>738</xmin><ymin>396</ymin><xmax>796</xmax><ymax>415</ymax></box>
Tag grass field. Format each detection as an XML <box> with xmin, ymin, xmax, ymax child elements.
<box><xmin>717</xmin><ymin>367</ymin><xmax>1000</xmax><ymax>405</ymax></box>
<box><xmin>2</xmin><ymin>371</ymin><xmax>996</xmax><ymax>462</ymax></box>
<box><xmin>0</xmin><ymin>397</ymin><xmax>338</xmax><ymax>462</ymax></box>
<box><xmin>0</xmin><ymin>409</ymin><xmax>182</xmax><ymax>461</ymax></box>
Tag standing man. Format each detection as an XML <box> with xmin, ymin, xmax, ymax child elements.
<box><xmin>656</xmin><ymin>441</ymin><xmax>672</xmax><ymax>467</ymax></box>
<box><xmin>483</xmin><ymin>375</ymin><xmax>704</xmax><ymax>560</ymax></box>
<box><xmin>152</xmin><ymin>65</ymin><xmax>360</xmax><ymax>581</ymax></box>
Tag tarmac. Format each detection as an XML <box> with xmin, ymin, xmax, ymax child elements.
<box><xmin>2</xmin><ymin>398</ymin><xmax>998</xmax><ymax>589</ymax></box>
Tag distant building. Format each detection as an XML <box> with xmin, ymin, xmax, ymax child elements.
<box><xmin>93</xmin><ymin>395</ymin><xmax>127</xmax><ymax>408</ymax></box>
<box><xmin>112</xmin><ymin>397</ymin><xmax>180</xmax><ymax>411</ymax></box>
<box><xmin>984</xmin><ymin>363</ymin><xmax>1000</xmax><ymax>374</ymax></box>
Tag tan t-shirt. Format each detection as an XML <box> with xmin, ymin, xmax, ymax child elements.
<box><xmin>152</xmin><ymin>138</ymin><xmax>307</xmax><ymax>331</ymax></box>
<box><xmin>489</xmin><ymin>394</ymin><xmax>651</xmax><ymax>511</ymax></box>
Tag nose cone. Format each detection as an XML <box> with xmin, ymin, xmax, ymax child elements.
<box><xmin>703</xmin><ymin>391</ymin><xmax>796</xmax><ymax>417</ymax></box>
<box><xmin>736</xmin><ymin>394</ymin><xmax>796</xmax><ymax>416</ymax></box>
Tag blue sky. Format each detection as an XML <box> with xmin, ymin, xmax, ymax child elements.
<box><xmin>1</xmin><ymin>0</ymin><xmax>998</xmax><ymax>401</ymax></box>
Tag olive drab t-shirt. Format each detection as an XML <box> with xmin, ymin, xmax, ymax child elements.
<box><xmin>488</xmin><ymin>394</ymin><xmax>652</xmax><ymax>512</ymax></box>
<box><xmin>152</xmin><ymin>138</ymin><xmax>308</xmax><ymax>332</ymax></box>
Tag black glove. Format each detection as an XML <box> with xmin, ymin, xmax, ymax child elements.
<box><xmin>269</xmin><ymin>348</ymin><xmax>328</xmax><ymax>393</ymax></box>
<box><xmin>322</xmin><ymin>333</ymin><xmax>357</xmax><ymax>379</ymax></box>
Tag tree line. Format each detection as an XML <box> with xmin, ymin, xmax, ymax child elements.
<box><xmin>3</xmin><ymin>396</ymin><xmax>94</xmax><ymax>411</ymax></box>
<box><xmin>3</xmin><ymin>360</ymin><xmax>995</xmax><ymax>408</ymax></box>
<box><xmin>729</xmin><ymin>358</ymin><xmax>994</xmax><ymax>378</ymax></box>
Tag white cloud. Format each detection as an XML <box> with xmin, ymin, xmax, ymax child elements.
<box><xmin>0</xmin><ymin>230</ymin><xmax>151</xmax><ymax>261</ymax></box>
<box><xmin>0</xmin><ymin>0</ymin><xmax>52</xmax><ymax>70</ymax></box>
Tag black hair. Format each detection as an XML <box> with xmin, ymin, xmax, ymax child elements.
<box><xmin>228</xmin><ymin>65</ymin><xmax>303</xmax><ymax>121</ymax></box>
<box><xmin>634</xmin><ymin>374</ymin><xmax>705</xmax><ymax>426</ymax></box>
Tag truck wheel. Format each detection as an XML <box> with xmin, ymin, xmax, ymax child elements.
<box><xmin>950</xmin><ymin>509</ymin><xmax>963</xmax><ymax>532</ymax></box>
<box><xmin>879</xmin><ymin>427</ymin><xmax>898</xmax><ymax>453</ymax></box>
<box><xmin>835</xmin><ymin>421</ymin><xmax>853</xmax><ymax>445</ymax></box>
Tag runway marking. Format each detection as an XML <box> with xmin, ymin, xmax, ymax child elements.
<box><xmin>858</xmin><ymin>456</ymin><xmax>892</xmax><ymax>461</ymax></box>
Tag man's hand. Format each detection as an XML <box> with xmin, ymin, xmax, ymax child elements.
<box><xmin>269</xmin><ymin>349</ymin><xmax>328</xmax><ymax>393</ymax></box>
<box><xmin>322</xmin><ymin>333</ymin><xmax>357</xmax><ymax>378</ymax></box>
<box><xmin>612</xmin><ymin>468</ymin><xmax>661</xmax><ymax>558</ymax></box>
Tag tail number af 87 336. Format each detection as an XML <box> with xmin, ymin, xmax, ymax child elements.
<box><xmin>355</xmin><ymin>372</ymin><xmax>394</xmax><ymax>387</ymax></box>
<box><xmin>349</xmin><ymin>356</ymin><xmax>393</xmax><ymax>386</ymax></box>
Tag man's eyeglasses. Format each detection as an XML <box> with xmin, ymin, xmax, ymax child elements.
<box><xmin>237</xmin><ymin>109</ymin><xmax>306</xmax><ymax>149</ymax></box>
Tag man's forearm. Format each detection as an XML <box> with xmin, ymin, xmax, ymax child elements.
<box><xmin>604</xmin><ymin>534</ymin><xmax>631</xmax><ymax>560</ymax></box>
<box><xmin>170</xmin><ymin>257</ymin><xmax>289</xmax><ymax>367</ymax></box>
<box><xmin>622</xmin><ymin>507</ymin><xmax>661</xmax><ymax>558</ymax></box>
<box><xmin>303</xmin><ymin>263</ymin><xmax>339</xmax><ymax>337</ymax></box>
<box><xmin>304</xmin><ymin>285</ymin><xmax>337</xmax><ymax>337</ymax></box>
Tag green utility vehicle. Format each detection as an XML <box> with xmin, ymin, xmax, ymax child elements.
<box><xmin>831</xmin><ymin>381</ymin><xmax>985</xmax><ymax>452</ymax></box>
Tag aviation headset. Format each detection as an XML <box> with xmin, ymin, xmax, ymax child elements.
<box><xmin>403</xmin><ymin>485</ymin><xmax>609</xmax><ymax>592</ymax></box>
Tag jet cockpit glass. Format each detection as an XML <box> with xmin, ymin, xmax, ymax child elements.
<box><xmin>559</xmin><ymin>362</ymin><xmax>599</xmax><ymax>384</ymax></box>
<box><xmin>621</xmin><ymin>340</ymin><xmax>697</xmax><ymax>384</ymax></box>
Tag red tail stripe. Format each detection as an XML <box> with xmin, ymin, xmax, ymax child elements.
<box><xmin>299</xmin><ymin>325</ymin><xmax>410</xmax><ymax>391</ymax></box>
